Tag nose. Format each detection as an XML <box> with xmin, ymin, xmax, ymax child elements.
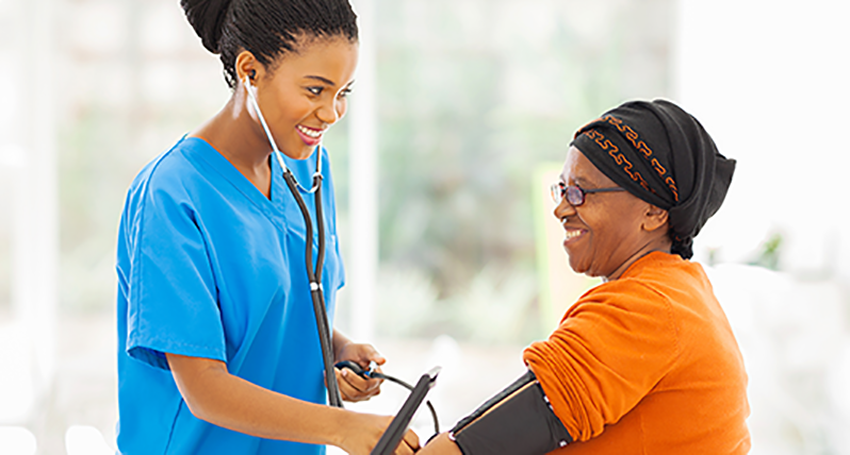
<box><xmin>553</xmin><ymin>197</ymin><xmax>576</xmax><ymax>223</ymax></box>
<box><xmin>316</xmin><ymin>97</ymin><xmax>346</xmax><ymax>126</ymax></box>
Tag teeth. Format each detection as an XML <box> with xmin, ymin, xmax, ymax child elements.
<box><xmin>564</xmin><ymin>230</ymin><xmax>582</xmax><ymax>240</ymax></box>
<box><xmin>297</xmin><ymin>125</ymin><xmax>322</xmax><ymax>138</ymax></box>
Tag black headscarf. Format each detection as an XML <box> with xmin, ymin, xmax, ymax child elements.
<box><xmin>570</xmin><ymin>99</ymin><xmax>735</xmax><ymax>259</ymax></box>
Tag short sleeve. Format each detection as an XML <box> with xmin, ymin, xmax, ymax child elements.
<box><xmin>124</xmin><ymin>183</ymin><xmax>226</xmax><ymax>370</ymax></box>
<box><xmin>522</xmin><ymin>280</ymin><xmax>679</xmax><ymax>442</ymax></box>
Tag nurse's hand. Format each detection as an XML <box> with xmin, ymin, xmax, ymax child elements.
<box><xmin>334</xmin><ymin>342</ymin><xmax>386</xmax><ymax>402</ymax></box>
<box><xmin>338</xmin><ymin>413</ymin><xmax>419</xmax><ymax>455</ymax></box>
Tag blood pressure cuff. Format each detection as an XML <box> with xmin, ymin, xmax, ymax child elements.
<box><xmin>449</xmin><ymin>370</ymin><xmax>573</xmax><ymax>455</ymax></box>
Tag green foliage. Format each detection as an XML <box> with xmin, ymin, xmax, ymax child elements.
<box><xmin>371</xmin><ymin>0</ymin><xmax>672</xmax><ymax>341</ymax></box>
<box><xmin>50</xmin><ymin>0</ymin><xmax>674</xmax><ymax>339</ymax></box>
<box><xmin>748</xmin><ymin>232</ymin><xmax>784</xmax><ymax>271</ymax></box>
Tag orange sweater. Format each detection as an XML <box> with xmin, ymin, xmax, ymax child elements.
<box><xmin>523</xmin><ymin>252</ymin><xmax>750</xmax><ymax>454</ymax></box>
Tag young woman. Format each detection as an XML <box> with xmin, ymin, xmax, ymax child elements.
<box><xmin>115</xmin><ymin>1</ymin><xmax>418</xmax><ymax>453</ymax></box>
<box><xmin>420</xmin><ymin>100</ymin><xmax>749</xmax><ymax>454</ymax></box>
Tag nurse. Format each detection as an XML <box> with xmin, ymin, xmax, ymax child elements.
<box><xmin>114</xmin><ymin>0</ymin><xmax>418</xmax><ymax>454</ymax></box>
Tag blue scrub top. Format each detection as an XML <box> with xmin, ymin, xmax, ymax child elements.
<box><xmin>115</xmin><ymin>136</ymin><xmax>345</xmax><ymax>454</ymax></box>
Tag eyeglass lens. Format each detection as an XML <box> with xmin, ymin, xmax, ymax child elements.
<box><xmin>551</xmin><ymin>183</ymin><xmax>585</xmax><ymax>206</ymax></box>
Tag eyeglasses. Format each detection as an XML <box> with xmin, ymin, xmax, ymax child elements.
<box><xmin>550</xmin><ymin>182</ymin><xmax>625</xmax><ymax>206</ymax></box>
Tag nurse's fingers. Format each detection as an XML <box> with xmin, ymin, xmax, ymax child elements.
<box><xmin>360</xmin><ymin>344</ymin><xmax>386</xmax><ymax>366</ymax></box>
<box><xmin>336</xmin><ymin>368</ymin><xmax>381</xmax><ymax>402</ymax></box>
<box><xmin>395</xmin><ymin>428</ymin><xmax>420</xmax><ymax>454</ymax></box>
<box><xmin>342</xmin><ymin>365</ymin><xmax>384</xmax><ymax>393</ymax></box>
<box><xmin>355</xmin><ymin>365</ymin><xmax>384</xmax><ymax>394</ymax></box>
<box><xmin>340</xmin><ymin>342</ymin><xmax>386</xmax><ymax>367</ymax></box>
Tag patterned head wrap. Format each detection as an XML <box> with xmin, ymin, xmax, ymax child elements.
<box><xmin>570</xmin><ymin>99</ymin><xmax>735</xmax><ymax>259</ymax></box>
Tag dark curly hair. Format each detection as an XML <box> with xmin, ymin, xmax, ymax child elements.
<box><xmin>180</xmin><ymin>0</ymin><xmax>358</xmax><ymax>88</ymax></box>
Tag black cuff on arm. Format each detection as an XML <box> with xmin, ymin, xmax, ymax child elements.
<box><xmin>450</xmin><ymin>370</ymin><xmax>573</xmax><ymax>455</ymax></box>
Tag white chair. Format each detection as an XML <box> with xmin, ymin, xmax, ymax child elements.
<box><xmin>0</xmin><ymin>426</ymin><xmax>37</xmax><ymax>455</ymax></box>
<box><xmin>65</xmin><ymin>425</ymin><xmax>113</xmax><ymax>455</ymax></box>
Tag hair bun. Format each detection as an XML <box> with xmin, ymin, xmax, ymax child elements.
<box><xmin>180</xmin><ymin>0</ymin><xmax>233</xmax><ymax>54</ymax></box>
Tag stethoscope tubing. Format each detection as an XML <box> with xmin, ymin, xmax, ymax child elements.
<box><xmin>336</xmin><ymin>360</ymin><xmax>440</xmax><ymax>435</ymax></box>
<box><xmin>281</xmin><ymin>167</ymin><xmax>343</xmax><ymax>408</ymax></box>
<box><xmin>372</xmin><ymin>373</ymin><xmax>440</xmax><ymax>434</ymax></box>
<box><xmin>245</xmin><ymin>77</ymin><xmax>440</xmax><ymax>434</ymax></box>
<box><xmin>244</xmin><ymin>74</ymin><xmax>342</xmax><ymax>407</ymax></box>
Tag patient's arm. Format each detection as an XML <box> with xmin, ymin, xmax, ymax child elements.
<box><xmin>419</xmin><ymin>370</ymin><xmax>572</xmax><ymax>455</ymax></box>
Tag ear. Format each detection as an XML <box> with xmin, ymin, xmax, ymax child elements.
<box><xmin>642</xmin><ymin>205</ymin><xmax>669</xmax><ymax>233</ymax></box>
<box><xmin>235</xmin><ymin>50</ymin><xmax>263</xmax><ymax>86</ymax></box>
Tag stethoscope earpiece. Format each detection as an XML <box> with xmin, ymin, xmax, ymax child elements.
<box><xmin>241</xmin><ymin>63</ymin><xmax>336</xmax><ymax>406</ymax></box>
<box><xmin>242</xmin><ymin>69</ymin><xmax>322</xmax><ymax>194</ymax></box>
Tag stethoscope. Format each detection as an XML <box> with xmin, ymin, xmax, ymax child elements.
<box><xmin>243</xmin><ymin>75</ymin><xmax>439</xmax><ymax>435</ymax></box>
<box><xmin>244</xmin><ymin>73</ymin><xmax>342</xmax><ymax>408</ymax></box>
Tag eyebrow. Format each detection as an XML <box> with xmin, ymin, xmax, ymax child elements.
<box><xmin>304</xmin><ymin>76</ymin><xmax>356</xmax><ymax>89</ymax></box>
<box><xmin>567</xmin><ymin>176</ymin><xmax>599</xmax><ymax>189</ymax></box>
<box><xmin>305</xmin><ymin>75</ymin><xmax>336</xmax><ymax>86</ymax></box>
<box><xmin>559</xmin><ymin>174</ymin><xmax>587</xmax><ymax>184</ymax></box>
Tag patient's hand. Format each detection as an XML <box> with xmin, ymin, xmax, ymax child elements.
<box><xmin>417</xmin><ymin>433</ymin><xmax>462</xmax><ymax>455</ymax></box>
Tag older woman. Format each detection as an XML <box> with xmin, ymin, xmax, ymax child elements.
<box><xmin>420</xmin><ymin>99</ymin><xmax>749</xmax><ymax>454</ymax></box>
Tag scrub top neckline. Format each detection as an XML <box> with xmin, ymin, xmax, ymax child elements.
<box><xmin>182</xmin><ymin>135</ymin><xmax>322</xmax><ymax>223</ymax></box>
<box><xmin>183</xmin><ymin>135</ymin><xmax>282</xmax><ymax>208</ymax></box>
<box><xmin>183</xmin><ymin>136</ymin><xmax>328</xmax><ymax>244</ymax></box>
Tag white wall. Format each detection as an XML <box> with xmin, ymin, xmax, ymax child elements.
<box><xmin>676</xmin><ymin>2</ymin><xmax>850</xmax><ymax>452</ymax></box>
<box><xmin>675</xmin><ymin>0</ymin><xmax>850</xmax><ymax>279</ymax></box>
<box><xmin>0</xmin><ymin>0</ymin><xmax>58</xmax><ymax>427</ymax></box>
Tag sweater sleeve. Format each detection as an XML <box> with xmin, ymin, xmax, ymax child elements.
<box><xmin>522</xmin><ymin>279</ymin><xmax>680</xmax><ymax>442</ymax></box>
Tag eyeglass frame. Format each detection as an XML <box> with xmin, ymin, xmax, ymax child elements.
<box><xmin>550</xmin><ymin>181</ymin><xmax>626</xmax><ymax>206</ymax></box>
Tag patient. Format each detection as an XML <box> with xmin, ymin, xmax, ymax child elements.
<box><xmin>419</xmin><ymin>99</ymin><xmax>750</xmax><ymax>454</ymax></box>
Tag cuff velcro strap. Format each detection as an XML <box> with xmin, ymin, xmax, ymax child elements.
<box><xmin>450</xmin><ymin>370</ymin><xmax>572</xmax><ymax>455</ymax></box>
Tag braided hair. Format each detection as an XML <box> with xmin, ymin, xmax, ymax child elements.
<box><xmin>180</xmin><ymin>0</ymin><xmax>358</xmax><ymax>88</ymax></box>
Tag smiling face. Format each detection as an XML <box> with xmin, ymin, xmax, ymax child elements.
<box><xmin>554</xmin><ymin>146</ymin><xmax>672</xmax><ymax>280</ymax></box>
<box><xmin>241</xmin><ymin>35</ymin><xmax>359</xmax><ymax>160</ymax></box>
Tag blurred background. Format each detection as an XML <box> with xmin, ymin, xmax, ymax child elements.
<box><xmin>1</xmin><ymin>0</ymin><xmax>849</xmax><ymax>453</ymax></box>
